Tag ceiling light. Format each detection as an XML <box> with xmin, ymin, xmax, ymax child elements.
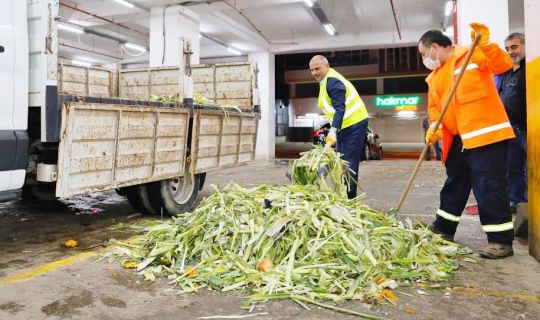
<box><xmin>227</xmin><ymin>47</ymin><xmax>242</xmax><ymax>55</ymax></box>
<box><xmin>444</xmin><ymin>1</ymin><xmax>452</xmax><ymax>16</ymax></box>
<box><xmin>111</xmin><ymin>0</ymin><xmax>135</xmax><ymax>9</ymax></box>
<box><xmin>323</xmin><ymin>23</ymin><xmax>336</xmax><ymax>36</ymax></box>
<box><xmin>304</xmin><ymin>0</ymin><xmax>314</xmax><ymax>7</ymax></box>
<box><xmin>58</xmin><ymin>23</ymin><xmax>84</xmax><ymax>34</ymax></box>
<box><xmin>72</xmin><ymin>59</ymin><xmax>91</xmax><ymax>67</ymax></box>
<box><xmin>124</xmin><ymin>42</ymin><xmax>146</xmax><ymax>52</ymax></box>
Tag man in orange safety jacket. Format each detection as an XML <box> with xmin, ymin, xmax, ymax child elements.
<box><xmin>419</xmin><ymin>23</ymin><xmax>515</xmax><ymax>259</ymax></box>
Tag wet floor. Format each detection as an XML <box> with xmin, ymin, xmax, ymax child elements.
<box><xmin>0</xmin><ymin>159</ymin><xmax>539</xmax><ymax>319</ymax></box>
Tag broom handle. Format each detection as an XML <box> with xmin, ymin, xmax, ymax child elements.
<box><xmin>395</xmin><ymin>34</ymin><xmax>481</xmax><ymax>212</ymax></box>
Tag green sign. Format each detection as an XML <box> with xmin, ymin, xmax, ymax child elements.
<box><xmin>374</xmin><ymin>95</ymin><xmax>421</xmax><ymax>110</ymax></box>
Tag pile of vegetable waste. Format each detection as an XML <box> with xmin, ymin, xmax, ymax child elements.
<box><xmin>149</xmin><ymin>93</ymin><xmax>181</xmax><ymax>103</ymax></box>
<box><xmin>150</xmin><ymin>93</ymin><xmax>217</xmax><ymax>105</ymax></box>
<box><xmin>149</xmin><ymin>92</ymin><xmax>241</xmax><ymax>111</ymax></box>
<box><xmin>289</xmin><ymin>146</ymin><xmax>355</xmax><ymax>198</ymax></box>
<box><xmin>110</xmin><ymin>147</ymin><xmax>471</xmax><ymax>318</ymax></box>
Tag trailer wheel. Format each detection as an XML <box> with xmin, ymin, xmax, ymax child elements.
<box><xmin>148</xmin><ymin>174</ymin><xmax>202</xmax><ymax>217</ymax></box>
<box><xmin>121</xmin><ymin>184</ymin><xmax>158</xmax><ymax>215</ymax></box>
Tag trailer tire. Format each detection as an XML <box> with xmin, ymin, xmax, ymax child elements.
<box><xmin>121</xmin><ymin>184</ymin><xmax>158</xmax><ymax>215</ymax></box>
<box><xmin>147</xmin><ymin>174</ymin><xmax>202</xmax><ymax>217</ymax></box>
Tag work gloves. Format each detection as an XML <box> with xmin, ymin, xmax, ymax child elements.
<box><xmin>325</xmin><ymin>127</ymin><xmax>337</xmax><ymax>147</ymax></box>
<box><xmin>470</xmin><ymin>22</ymin><xmax>490</xmax><ymax>48</ymax></box>
<box><xmin>425</xmin><ymin>123</ymin><xmax>443</xmax><ymax>146</ymax></box>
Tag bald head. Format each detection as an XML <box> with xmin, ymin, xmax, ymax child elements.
<box><xmin>309</xmin><ymin>55</ymin><xmax>330</xmax><ymax>81</ymax></box>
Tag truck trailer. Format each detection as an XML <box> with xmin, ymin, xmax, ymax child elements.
<box><xmin>0</xmin><ymin>0</ymin><xmax>260</xmax><ymax>216</ymax></box>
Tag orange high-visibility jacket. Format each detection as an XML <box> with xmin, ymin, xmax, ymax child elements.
<box><xmin>426</xmin><ymin>43</ymin><xmax>514</xmax><ymax>162</ymax></box>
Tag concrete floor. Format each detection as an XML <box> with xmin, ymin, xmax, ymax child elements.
<box><xmin>0</xmin><ymin>159</ymin><xmax>539</xmax><ymax>319</ymax></box>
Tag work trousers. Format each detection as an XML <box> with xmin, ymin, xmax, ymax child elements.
<box><xmin>426</xmin><ymin>141</ymin><xmax>442</xmax><ymax>161</ymax></box>
<box><xmin>507</xmin><ymin>125</ymin><xmax>528</xmax><ymax>205</ymax></box>
<box><xmin>433</xmin><ymin>137</ymin><xmax>514</xmax><ymax>245</ymax></box>
<box><xmin>336</xmin><ymin>119</ymin><xmax>368</xmax><ymax>199</ymax></box>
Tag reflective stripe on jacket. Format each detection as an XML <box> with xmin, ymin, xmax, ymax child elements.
<box><xmin>426</xmin><ymin>44</ymin><xmax>515</xmax><ymax>162</ymax></box>
<box><xmin>318</xmin><ymin>68</ymin><xmax>368</xmax><ymax>130</ymax></box>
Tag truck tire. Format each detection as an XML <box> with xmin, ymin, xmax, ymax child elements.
<box><xmin>147</xmin><ymin>174</ymin><xmax>202</xmax><ymax>217</ymax></box>
<box><xmin>121</xmin><ymin>184</ymin><xmax>158</xmax><ymax>215</ymax></box>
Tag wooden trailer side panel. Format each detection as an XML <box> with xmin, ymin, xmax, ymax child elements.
<box><xmin>56</xmin><ymin>102</ymin><xmax>189</xmax><ymax>197</ymax></box>
<box><xmin>191</xmin><ymin>109</ymin><xmax>258</xmax><ymax>174</ymax></box>
<box><xmin>58</xmin><ymin>64</ymin><xmax>115</xmax><ymax>98</ymax></box>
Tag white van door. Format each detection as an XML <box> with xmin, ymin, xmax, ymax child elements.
<box><xmin>0</xmin><ymin>0</ymin><xmax>28</xmax><ymax>199</ymax></box>
<box><xmin>0</xmin><ymin>0</ymin><xmax>17</xmax><ymax>193</ymax></box>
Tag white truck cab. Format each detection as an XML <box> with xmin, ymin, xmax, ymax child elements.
<box><xmin>0</xmin><ymin>0</ymin><xmax>29</xmax><ymax>201</ymax></box>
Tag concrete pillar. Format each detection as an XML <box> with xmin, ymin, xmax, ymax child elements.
<box><xmin>249</xmin><ymin>52</ymin><xmax>276</xmax><ymax>159</ymax></box>
<box><xmin>376</xmin><ymin>78</ymin><xmax>384</xmax><ymax>95</ymax></box>
<box><xmin>149</xmin><ymin>6</ymin><xmax>200</xmax><ymax>67</ymax></box>
<box><xmin>525</xmin><ymin>0</ymin><xmax>540</xmax><ymax>261</ymax></box>
<box><xmin>456</xmin><ymin>0</ymin><xmax>509</xmax><ymax>46</ymax></box>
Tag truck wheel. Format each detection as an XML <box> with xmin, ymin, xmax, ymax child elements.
<box><xmin>148</xmin><ymin>174</ymin><xmax>202</xmax><ymax>217</ymax></box>
<box><xmin>121</xmin><ymin>184</ymin><xmax>158</xmax><ymax>215</ymax></box>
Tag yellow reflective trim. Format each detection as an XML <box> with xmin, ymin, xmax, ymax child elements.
<box><xmin>482</xmin><ymin>222</ymin><xmax>514</xmax><ymax>233</ymax></box>
<box><xmin>436</xmin><ymin>209</ymin><xmax>461</xmax><ymax>222</ymax></box>
<box><xmin>343</xmin><ymin>101</ymin><xmax>364</xmax><ymax>120</ymax></box>
<box><xmin>454</xmin><ymin>63</ymin><xmax>479</xmax><ymax>75</ymax></box>
<box><xmin>321</xmin><ymin>96</ymin><xmax>335</xmax><ymax>114</ymax></box>
<box><xmin>461</xmin><ymin>122</ymin><xmax>511</xmax><ymax>140</ymax></box>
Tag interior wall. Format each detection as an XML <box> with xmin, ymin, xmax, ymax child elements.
<box><xmin>457</xmin><ymin>0</ymin><xmax>509</xmax><ymax>46</ymax></box>
<box><xmin>149</xmin><ymin>6</ymin><xmax>200</xmax><ymax>67</ymax></box>
<box><xmin>288</xmin><ymin>93</ymin><xmax>428</xmax><ymax>144</ymax></box>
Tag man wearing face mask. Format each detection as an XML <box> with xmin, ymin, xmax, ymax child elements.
<box><xmin>418</xmin><ymin>23</ymin><xmax>515</xmax><ymax>259</ymax></box>
<box><xmin>308</xmin><ymin>55</ymin><xmax>369</xmax><ymax>199</ymax></box>
<box><xmin>498</xmin><ymin>33</ymin><xmax>527</xmax><ymax>214</ymax></box>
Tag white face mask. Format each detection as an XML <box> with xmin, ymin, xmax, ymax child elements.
<box><xmin>423</xmin><ymin>46</ymin><xmax>441</xmax><ymax>70</ymax></box>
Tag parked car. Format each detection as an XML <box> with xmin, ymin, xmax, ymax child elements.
<box><xmin>313</xmin><ymin>124</ymin><xmax>383</xmax><ymax>160</ymax></box>
<box><xmin>364</xmin><ymin>127</ymin><xmax>383</xmax><ymax>160</ymax></box>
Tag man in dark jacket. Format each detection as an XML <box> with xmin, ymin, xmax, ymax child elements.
<box><xmin>498</xmin><ymin>32</ymin><xmax>527</xmax><ymax>213</ymax></box>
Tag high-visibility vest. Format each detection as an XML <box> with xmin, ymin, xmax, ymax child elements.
<box><xmin>426</xmin><ymin>44</ymin><xmax>515</xmax><ymax>161</ymax></box>
<box><xmin>318</xmin><ymin>68</ymin><xmax>368</xmax><ymax>129</ymax></box>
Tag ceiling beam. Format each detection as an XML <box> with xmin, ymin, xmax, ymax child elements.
<box><xmin>204</xmin><ymin>11</ymin><xmax>268</xmax><ymax>50</ymax></box>
<box><xmin>270</xmin><ymin>30</ymin><xmax>422</xmax><ymax>54</ymax></box>
<box><xmin>60</xmin><ymin>2</ymin><xmax>149</xmax><ymax>37</ymax></box>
